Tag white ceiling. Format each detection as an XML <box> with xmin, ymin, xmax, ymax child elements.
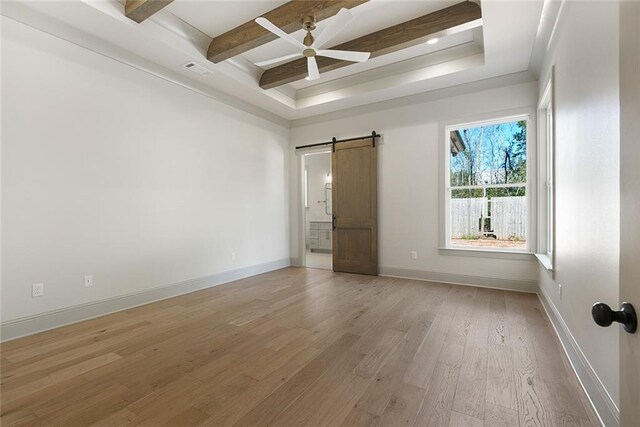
<box><xmin>1</xmin><ymin>0</ymin><xmax>548</xmax><ymax>123</ymax></box>
<box><xmin>167</xmin><ymin>1</ymin><xmax>290</xmax><ymax>39</ymax></box>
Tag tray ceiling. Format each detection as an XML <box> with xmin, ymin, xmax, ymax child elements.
<box><xmin>2</xmin><ymin>0</ymin><xmax>547</xmax><ymax>121</ymax></box>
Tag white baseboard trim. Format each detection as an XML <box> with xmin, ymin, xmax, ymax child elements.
<box><xmin>0</xmin><ymin>258</ymin><xmax>291</xmax><ymax>342</ymax></box>
<box><xmin>537</xmin><ymin>288</ymin><xmax>619</xmax><ymax>427</ymax></box>
<box><xmin>379</xmin><ymin>267</ymin><xmax>537</xmax><ymax>293</ymax></box>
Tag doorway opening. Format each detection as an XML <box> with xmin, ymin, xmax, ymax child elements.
<box><xmin>303</xmin><ymin>151</ymin><xmax>333</xmax><ymax>270</ymax></box>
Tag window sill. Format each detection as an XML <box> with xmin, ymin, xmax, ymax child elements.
<box><xmin>439</xmin><ymin>247</ymin><xmax>534</xmax><ymax>261</ymax></box>
<box><xmin>534</xmin><ymin>253</ymin><xmax>553</xmax><ymax>270</ymax></box>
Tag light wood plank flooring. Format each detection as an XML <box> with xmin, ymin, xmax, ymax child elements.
<box><xmin>1</xmin><ymin>267</ymin><xmax>599</xmax><ymax>426</ymax></box>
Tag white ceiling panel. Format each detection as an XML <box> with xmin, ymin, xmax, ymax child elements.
<box><xmin>166</xmin><ymin>0</ymin><xmax>289</xmax><ymax>38</ymax></box>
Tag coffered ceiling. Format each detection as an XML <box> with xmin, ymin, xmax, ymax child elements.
<box><xmin>2</xmin><ymin>0</ymin><xmax>548</xmax><ymax>122</ymax></box>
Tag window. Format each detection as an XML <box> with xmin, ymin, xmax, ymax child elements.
<box><xmin>445</xmin><ymin>115</ymin><xmax>530</xmax><ymax>251</ymax></box>
<box><xmin>536</xmin><ymin>73</ymin><xmax>555</xmax><ymax>269</ymax></box>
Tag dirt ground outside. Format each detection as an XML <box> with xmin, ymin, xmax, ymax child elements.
<box><xmin>451</xmin><ymin>238</ymin><xmax>527</xmax><ymax>249</ymax></box>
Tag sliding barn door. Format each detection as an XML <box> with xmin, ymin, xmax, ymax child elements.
<box><xmin>332</xmin><ymin>138</ymin><xmax>378</xmax><ymax>275</ymax></box>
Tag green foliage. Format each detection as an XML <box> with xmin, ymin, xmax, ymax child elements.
<box><xmin>506</xmin><ymin>120</ymin><xmax>527</xmax><ymax>184</ymax></box>
<box><xmin>460</xmin><ymin>234</ymin><xmax>480</xmax><ymax>240</ymax></box>
<box><xmin>451</xmin><ymin>187</ymin><xmax>526</xmax><ymax>200</ymax></box>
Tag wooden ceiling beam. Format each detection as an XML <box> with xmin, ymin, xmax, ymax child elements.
<box><xmin>207</xmin><ymin>0</ymin><xmax>368</xmax><ymax>64</ymax></box>
<box><xmin>125</xmin><ymin>0</ymin><xmax>174</xmax><ymax>23</ymax></box>
<box><xmin>259</xmin><ymin>1</ymin><xmax>482</xmax><ymax>89</ymax></box>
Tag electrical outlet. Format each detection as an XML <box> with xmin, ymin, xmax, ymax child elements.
<box><xmin>558</xmin><ymin>283</ymin><xmax>562</xmax><ymax>299</ymax></box>
<box><xmin>32</xmin><ymin>283</ymin><xmax>44</xmax><ymax>298</ymax></box>
<box><xmin>84</xmin><ymin>275</ymin><xmax>93</xmax><ymax>288</ymax></box>
<box><xmin>411</xmin><ymin>251</ymin><xmax>418</xmax><ymax>260</ymax></box>
<box><xmin>231</xmin><ymin>252</ymin><xmax>236</xmax><ymax>261</ymax></box>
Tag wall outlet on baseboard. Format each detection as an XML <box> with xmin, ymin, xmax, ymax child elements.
<box><xmin>32</xmin><ymin>283</ymin><xmax>44</xmax><ymax>298</ymax></box>
<box><xmin>558</xmin><ymin>283</ymin><xmax>562</xmax><ymax>299</ymax></box>
<box><xmin>411</xmin><ymin>251</ymin><xmax>418</xmax><ymax>260</ymax></box>
<box><xmin>231</xmin><ymin>252</ymin><xmax>236</xmax><ymax>261</ymax></box>
<box><xmin>84</xmin><ymin>275</ymin><xmax>94</xmax><ymax>288</ymax></box>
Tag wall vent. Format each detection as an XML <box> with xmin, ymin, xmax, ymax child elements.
<box><xmin>183</xmin><ymin>61</ymin><xmax>213</xmax><ymax>76</ymax></box>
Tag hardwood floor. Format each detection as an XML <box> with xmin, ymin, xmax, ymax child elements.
<box><xmin>1</xmin><ymin>267</ymin><xmax>599</xmax><ymax>426</ymax></box>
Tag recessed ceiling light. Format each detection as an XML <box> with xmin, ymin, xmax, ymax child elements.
<box><xmin>426</xmin><ymin>38</ymin><xmax>439</xmax><ymax>45</ymax></box>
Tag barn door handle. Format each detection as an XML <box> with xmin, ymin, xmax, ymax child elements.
<box><xmin>332</xmin><ymin>215</ymin><xmax>336</xmax><ymax>230</ymax></box>
<box><xmin>592</xmin><ymin>302</ymin><xmax>637</xmax><ymax>333</ymax></box>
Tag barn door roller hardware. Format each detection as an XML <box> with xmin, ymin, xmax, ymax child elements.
<box><xmin>295</xmin><ymin>131</ymin><xmax>380</xmax><ymax>151</ymax></box>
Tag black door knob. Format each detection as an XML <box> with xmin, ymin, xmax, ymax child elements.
<box><xmin>592</xmin><ymin>302</ymin><xmax>637</xmax><ymax>333</ymax></box>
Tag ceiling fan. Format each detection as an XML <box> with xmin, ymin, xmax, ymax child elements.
<box><xmin>254</xmin><ymin>8</ymin><xmax>370</xmax><ymax>81</ymax></box>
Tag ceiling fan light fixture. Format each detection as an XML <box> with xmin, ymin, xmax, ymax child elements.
<box><xmin>426</xmin><ymin>38</ymin><xmax>440</xmax><ymax>45</ymax></box>
<box><xmin>254</xmin><ymin>8</ymin><xmax>369</xmax><ymax>83</ymax></box>
<box><xmin>303</xmin><ymin>31</ymin><xmax>315</xmax><ymax>47</ymax></box>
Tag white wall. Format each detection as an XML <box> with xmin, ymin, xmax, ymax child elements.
<box><xmin>619</xmin><ymin>2</ymin><xmax>640</xmax><ymax>423</ymax></box>
<box><xmin>537</xmin><ymin>0</ymin><xmax>620</xmax><ymax>411</ymax></box>
<box><xmin>290</xmin><ymin>81</ymin><xmax>539</xmax><ymax>287</ymax></box>
<box><xmin>1</xmin><ymin>17</ymin><xmax>290</xmax><ymax>323</ymax></box>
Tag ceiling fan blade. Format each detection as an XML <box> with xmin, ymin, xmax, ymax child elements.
<box><xmin>317</xmin><ymin>49</ymin><xmax>370</xmax><ymax>62</ymax></box>
<box><xmin>311</xmin><ymin>8</ymin><xmax>353</xmax><ymax>49</ymax></box>
<box><xmin>255</xmin><ymin>17</ymin><xmax>305</xmax><ymax>50</ymax></box>
<box><xmin>307</xmin><ymin>56</ymin><xmax>320</xmax><ymax>80</ymax></box>
<box><xmin>255</xmin><ymin>52</ymin><xmax>303</xmax><ymax>68</ymax></box>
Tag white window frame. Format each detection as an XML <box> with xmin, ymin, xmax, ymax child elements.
<box><xmin>535</xmin><ymin>70</ymin><xmax>555</xmax><ymax>270</ymax></box>
<box><xmin>442</xmin><ymin>112</ymin><xmax>535</xmax><ymax>256</ymax></box>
